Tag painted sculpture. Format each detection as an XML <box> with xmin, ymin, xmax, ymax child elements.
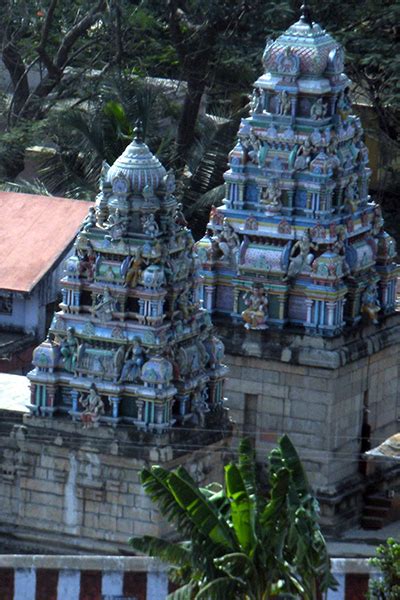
<box><xmin>28</xmin><ymin>126</ymin><xmax>227</xmax><ymax>428</ymax></box>
<box><xmin>197</xmin><ymin>7</ymin><xmax>399</xmax><ymax>335</ymax></box>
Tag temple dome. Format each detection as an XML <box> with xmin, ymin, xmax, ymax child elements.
<box><xmin>263</xmin><ymin>17</ymin><xmax>341</xmax><ymax>77</ymax></box>
<box><xmin>106</xmin><ymin>137</ymin><xmax>166</xmax><ymax>195</ymax></box>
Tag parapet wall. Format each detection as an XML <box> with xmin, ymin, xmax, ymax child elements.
<box><xmin>0</xmin><ymin>554</ymin><xmax>379</xmax><ymax>600</ymax></box>
<box><xmin>0</xmin><ymin>417</ymin><xmax>230</xmax><ymax>554</ymax></box>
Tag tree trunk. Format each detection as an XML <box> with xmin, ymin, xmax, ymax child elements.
<box><xmin>174</xmin><ymin>75</ymin><xmax>206</xmax><ymax>170</ymax></box>
<box><xmin>2</xmin><ymin>42</ymin><xmax>30</xmax><ymax>122</ymax></box>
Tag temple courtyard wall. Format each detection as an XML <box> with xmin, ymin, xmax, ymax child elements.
<box><xmin>0</xmin><ymin>416</ymin><xmax>230</xmax><ymax>554</ymax></box>
<box><xmin>221</xmin><ymin>312</ymin><xmax>400</xmax><ymax>533</ymax></box>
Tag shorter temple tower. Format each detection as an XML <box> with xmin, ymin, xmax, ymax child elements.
<box><xmin>197</xmin><ymin>7</ymin><xmax>400</xmax><ymax>531</ymax></box>
<box><xmin>28</xmin><ymin>127</ymin><xmax>226</xmax><ymax>430</ymax></box>
<box><xmin>2</xmin><ymin>127</ymin><xmax>231</xmax><ymax>553</ymax></box>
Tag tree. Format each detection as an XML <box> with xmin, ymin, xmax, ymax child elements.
<box><xmin>129</xmin><ymin>436</ymin><xmax>337</xmax><ymax>599</ymax></box>
<box><xmin>367</xmin><ymin>538</ymin><xmax>400</xmax><ymax>600</ymax></box>
<box><xmin>1</xmin><ymin>0</ymin><xmax>108</xmax><ymax>124</ymax></box>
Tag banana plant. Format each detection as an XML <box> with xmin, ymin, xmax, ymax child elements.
<box><xmin>129</xmin><ymin>436</ymin><xmax>337</xmax><ymax>600</ymax></box>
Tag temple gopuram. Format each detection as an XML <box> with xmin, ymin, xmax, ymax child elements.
<box><xmin>28</xmin><ymin>127</ymin><xmax>227</xmax><ymax>431</ymax></box>
<box><xmin>197</xmin><ymin>9</ymin><xmax>397</xmax><ymax>332</ymax></box>
<box><xmin>2</xmin><ymin>128</ymin><xmax>231</xmax><ymax>553</ymax></box>
<box><xmin>197</xmin><ymin>6</ymin><xmax>400</xmax><ymax>532</ymax></box>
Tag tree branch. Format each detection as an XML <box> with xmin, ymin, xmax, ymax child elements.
<box><xmin>55</xmin><ymin>0</ymin><xmax>106</xmax><ymax>69</ymax></box>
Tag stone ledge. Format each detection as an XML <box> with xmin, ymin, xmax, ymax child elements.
<box><xmin>0</xmin><ymin>554</ymin><xmax>167</xmax><ymax>571</ymax></box>
<box><xmin>218</xmin><ymin>312</ymin><xmax>400</xmax><ymax>369</ymax></box>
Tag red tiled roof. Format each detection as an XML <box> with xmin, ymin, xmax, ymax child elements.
<box><xmin>0</xmin><ymin>192</ymin><xmax>94</xmax><ymax>293</ymax></box>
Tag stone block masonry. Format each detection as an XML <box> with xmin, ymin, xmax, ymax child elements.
<box><xmin>220</xmin><ymin>313</ymin><xmax>400</xmax><ymax>533</ymax></box>
<box><xmin>0</xmin><ymin>417</ymin><xmax>231</xmax><ymax>554</ymax></box>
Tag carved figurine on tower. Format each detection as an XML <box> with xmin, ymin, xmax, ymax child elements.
<box><xmin>196</xmin><ymin>4</ymin><xmax>399</xmax><ymax>335</ymax></box>
<box><xmin>28</xmin><ymin>124</ymin><xmax>227</xmax><ymax>430</ymax></box>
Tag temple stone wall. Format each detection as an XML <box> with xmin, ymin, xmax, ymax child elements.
<box><xmin>0</xmin><ymin>419</ymin><xmax>230</xmax><ymax>554</ymax></box>
<box><xmin>222</xmin><ymin>313</ymin><xmax>400</xmax><ymax>532</ymax></box>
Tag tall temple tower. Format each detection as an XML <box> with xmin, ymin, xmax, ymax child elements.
<box><xmin>197</xmin><ymin>7</ymin><xmax>400</xmax><ymax>531</ymax></box>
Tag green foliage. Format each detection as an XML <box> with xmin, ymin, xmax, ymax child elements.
<box><xmin>130</xmin><ymin>436</ymin><xmax>336</xmax><ymax>599</ymax></box>
<box><xmin>367</xmin><ymin>538</ymin><xmax>400</xmax><ymax>600</ymax></box>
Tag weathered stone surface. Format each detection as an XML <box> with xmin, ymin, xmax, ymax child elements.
<box><xmin>0</xmin><ymin>417</ymin><xmax>231</xmax><ymax>553</ymax></box>
<box><xmin>222</xmin><ymin>314</ymin><xmax>400</xmax><ymax>533</ymax></box>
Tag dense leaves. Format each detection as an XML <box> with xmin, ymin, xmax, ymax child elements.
<box><xmin>129</xmin><ymin>436</ymin><xmax>337</xmax><ymax>599</ymax></box>
<box><xmin>367</xmin><ymin>538</ymin><xmax>400</xmax><ymax>600</ymax></box>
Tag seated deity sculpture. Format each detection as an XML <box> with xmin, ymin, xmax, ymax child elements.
<box><xmin>285</xmin><ymin>231</ymin><xmax>318</xmax><ymax>280</ymax></box>
<box><xmin>241</xmin><ymin>284</ymin><xmax>269</xmax><ymax>330</ymax></box>
<box><xmin>310</xmin><ymin>98</ymin><xmax>328</xmax><ymax>120</ymax></box>
<box><xmin>118</xmin><ymin>339</ymin><xmax>145</xmax><ymax>383</ymax></box>
<box><xmin>216</xmin><ymin>218</ymin><xmax>240</xmax><ymax>264</ymax></box>
<box><xmin>142</xmin><ymin>213</ymin><xmax>159</xmax><ymax>237</ymax></box>
<box><xmin>92</xmin><ymin>288</ymin><xmax>116</xmax><ymax>321</ymax></box>
<box><xmin>79</xmin><ymin>383</ymin><xmax>105</xmax><ymax>428</ymax></box>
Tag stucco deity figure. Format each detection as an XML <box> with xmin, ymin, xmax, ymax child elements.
<box><xmin>209</xmin><ymin>205</ymin><xmax>222</xmax><ymax>226</ymax></box>
<box><xmin>260</xmin><ymin>180</ymin><xmax>282</xmax><ymax>211</ymax></box>
<box><xmin>142</xmin><ymin>213</ymin><xmax>159</xmax><ymax>237</ymax></box>
<box><xmin>81</xmin><ymin>207</ymin><xmax>97</xmax><ymax>232</ymax></box>
<box><xmin>285</xmin><ymin>231</ymin><xmax>318</xmax><ymax>280</ymax></box>
<box><xmin>216</xmin><ymin>219</ymin><xmax>240</xmax><ymax>264</ymax></box>
<box><xmin>79</xmin><ymin>383</ymin><xmax>105</xmax><ymax>428</ymax></box>
<box><xmin>310</xmin><ymin>98</ymin><xmax>328</xmax><ymax>120</ymax></box>
<box><xmin>279</xmin><ymin>90</ymin><xmax>291</xmax><ymax>116</ymax></box>
<box><xmin>92</xmin><ymin>288</ymin><xmax>116</xmax><ymax>321</ymax></box>
<box><xmin>241</xmin><ymin>284</ymin><xmax>269</xmax><ymax>330</ymax></box>
<box><xmin>192</xmin><ymin>388</ymin><xmax>210</xmax><ymax>428</ymax></box>
<box><xmin>60</xmin><ymin>327</ymin><xmax>79</xmax><ymax>372</ymax></box>
<box><xmin>118</xmin><ymin>339</ymin><xmax>145</xmax><ymax>383</ymax></box>
<box><xmin>372</xmin><ymin>205</ymin><xmax>384</xmax><ymax>236</ymax></box>
<box><xmin>336</xmin><ymin>88</ymin><xmax>352</xmax><ymax>121</ymax></box>
<box><xmin>294</xmin><ymin>139</ymin><xmax>314</xmax><ymax>170</ymax></box>
<box><xmin>177</xmin><ymin>282</ymin><xmax>196</xmax><ymax>320</ymax></box>
<box><xmin>361</xmin><ymin>281</ymin><xmax>381</xmax><ymax>324</ymax></box>
<box><xmin>105</xmin><ymin>208</ymin><xmax>128</xmax><ymax>241</ymax></box>
<box><xmin>78</xmin><ymin>240</ymin><xmax>96</xmax><ymax>280</ymax></box>
<box><xmin>344</xmin><ymin>174</ymin><xmax>359</xmax><ymax>213</ymax></box>
<box><xmin>332</xmin><ymin>226</ymin><xmax>350</xmax><ymax>275</ymax></box>
<box><xmin>251</xmin><ymin>88</ymin><xmax>263</xmax><ymax>114</ymax></box>
<box><xmin>123</xmin><ymin>248</ymin><xmax>143</xmax><ymax>288</ymax></box>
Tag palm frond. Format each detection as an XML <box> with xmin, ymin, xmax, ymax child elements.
<box><xmin>128</xmin><ymin>535</ymin><xmax>191</xmax><ymax>567</ymax></box>
<box><xmin>194</xmin><ymin>576</ymin><xmax>241</xmax><ymax>600</ymax></box>
<box><xmin>167</xmin><ymin>581</ymin><xmax>197</xmax><ymax>600</ymax></box>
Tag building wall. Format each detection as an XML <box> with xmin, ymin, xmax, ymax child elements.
<box><xmin>220</xmin><ymin>313</ymin><xmax>400</xmax><ymax>531</ymax></box>
<box><xmin>0</xmin><ymin>245</ymin><xmax>72</xmax><ymax>339</ymax></box>
<box><xmin>0</xmin><ymin>419</ymin><xmax>230</xmax><ymax>554</ymax></box>
<box><xmin>0</xmin><ymin>555</ymin><xmax>379</xmax><ymax>600</ymax></box>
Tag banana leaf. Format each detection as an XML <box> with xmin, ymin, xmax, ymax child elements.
<box><xmin>167</xmin><ymin>470</ymin><xmax>237</xmax><ymax>549</ymax></box>
<box><xmin>225</xmin><ymin>463</ymin><xmax>256</xmax><ymax>553</ymax></box>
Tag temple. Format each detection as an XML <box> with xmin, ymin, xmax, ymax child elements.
<box><xmin>197</xmin><ymin>8</ymin><xmax>398</xmax><ymax>333</ymax></box>
<box><xmin>196</xmin><ymin>8</ymin><xmax>400</xmax><ymax>532</ymax></box>
<box><xmin>27</xmin><ymin>127</ymin><xmax>227</xmax><ymax>431</ymax></box>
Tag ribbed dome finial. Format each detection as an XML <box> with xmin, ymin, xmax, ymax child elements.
<box><xmin>133</xmin><ymin>119</ymin><xmax>144</xmax><ymax>143</ymax></box>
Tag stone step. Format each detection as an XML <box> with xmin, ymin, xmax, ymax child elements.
<box><xmin>363</xmin><ymin>505</ymin><xmax>390</xmax><ymax>519</ymax></box>
<box><xmin>364</xmin><ymin>494</ymin><xmax>392</xmax><ymax>509</ymax></box>
<box><xmin>361</xmin><ymin>515</ymin><xmax>385</xmax><ymax>530</ymax></box>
